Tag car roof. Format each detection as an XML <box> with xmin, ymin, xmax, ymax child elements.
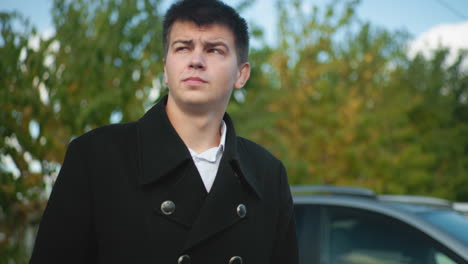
<box><xmin>453</xmin><ymin>202</ymin><xmax>468</xmax><ymax>216</ymax></box>
<box><xmin>292</xmin><ymin>185</ymin><xmax>468</xmax><ymax>261</ymax></box>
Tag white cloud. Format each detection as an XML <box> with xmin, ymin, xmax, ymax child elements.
<box><xmin>41</xmin><ymin>27</ymin><xmax>55</xmax><ymax>41</ymax></box>
<box><xmin>407</xmin><ymin>21</ymin><xmax>468</xmax><ymax>68</ymax></box>
<box><xmin>27</xmin><ymin>27</ymin><xmax>55</xmax><ymax>50</ymax></box>
<box><xmin>28</xmin><ymin>34</ymin><xmax>41</xmax><ymax>52</ymax></box>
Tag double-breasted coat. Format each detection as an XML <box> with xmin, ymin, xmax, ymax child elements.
<box><xmin>30</xmin><ymin>96</ymin><xmax>298</xmax><ymax>264</ymax></box>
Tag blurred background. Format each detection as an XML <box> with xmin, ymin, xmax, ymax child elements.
<box><xmin>1</xmin><ymin>0</ymin><xmax>467</xmax><ymax>262</ymax></box>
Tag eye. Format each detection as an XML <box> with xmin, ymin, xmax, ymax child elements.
<box><xmin>208</xmin><ymin>48</ymin><xmax>223</xmax><ymax>54</ymax></box>
<box><xmin>175</xmin><ymin>46</ymin><xmax>189</xmax><ymax>52</ymax></box>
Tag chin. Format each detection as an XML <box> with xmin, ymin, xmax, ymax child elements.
<box><xmin>184</xmin><ymin>98</ymin><xmax>213</xmax><ymax>107</ymax></box>
<box><xmin>169</xmin><ymin>90</ymin><xmax>228</xmax><ymax>111</ymax></box>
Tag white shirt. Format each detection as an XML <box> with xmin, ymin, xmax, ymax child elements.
<box><xmin>188</xmin><ymin>121</ymin><xmax>226</xmax><ymax>192</ymax></box>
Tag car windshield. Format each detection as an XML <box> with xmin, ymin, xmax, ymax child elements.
<box><xmin>421</xmin><ymin>210</ymin><xmax>468</xmax><ymax>245</ymax></box>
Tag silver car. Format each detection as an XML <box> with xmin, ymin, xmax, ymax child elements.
<box><xmin>293</xmin><ymin>185</ymin><xmax>468</xmax><ymax>264</ymax></box>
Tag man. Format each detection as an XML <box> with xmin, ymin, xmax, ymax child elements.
<box><xmin>30</xmin><ymin>0</ymin><xmax>298</xmax><ymax>263</ymax></box>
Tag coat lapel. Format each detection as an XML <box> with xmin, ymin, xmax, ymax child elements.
<box><xmin>182</xmin><ymin>158</ymin><xmax>248</xmax><ymax>251</ymax></box>
<box><xmin>136</xmin><ymin>96</ymin><xmax>191</xmax><ymax>186</ymax></box>
<box><xmin>182</xmin><ymin>115</ymin><xmax>260</xmax><ymax>251</ymax></box>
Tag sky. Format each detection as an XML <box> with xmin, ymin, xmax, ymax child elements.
<box><xmin>1</xmin><ymin>0</ymin><xmax>468</xmax><ymax>59</ymax></box>
<box><xmin>2</xmin><ymin>0</ymin><xmax>467</xmax><ymax>36</ymax></box>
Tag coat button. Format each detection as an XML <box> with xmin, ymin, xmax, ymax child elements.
<box><xmin>229</xmin><ymin>256</ymin><xmax>243</xmax><ymax>264</ymax></box>
<box><xmin>178</xmin><ymin>254</ymin><xmax>191</xmax><ymax>264</ymax></box>
<box><xmin>237</xmin><ymin>204</ymin><xmax>247</xmax><ymax>218</ymax></box>
<box><xmin>161</xmin><ymin>200</ymin><xmax>175</xmax><ymax>215</ymax></box>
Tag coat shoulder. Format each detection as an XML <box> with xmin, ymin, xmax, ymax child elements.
<box><xmin>71</xmin><ymin>121</ymin><xmax>138</xmax><ymax>147</ymax></box>
<box><xmin>236</xmin><ymin>136</ymin><xmax>281</xmax><ymax>165</ymax></box>
<box><xmin>235</xmin><ymin>136</ymin><xmax>288</xmax><ymax>197</ymax></box>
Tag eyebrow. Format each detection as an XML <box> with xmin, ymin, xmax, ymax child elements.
<box><xmin>171</xmin><ymin>39</ymin><xmax>229</xmax><ymax>51</ymax></box>
<box><xmin>171</xmin><ymin>39</ymin><xmax>193</xmax><ymax>47</ymax></box>
<box><xmin>204</xmin><ymin>41</ymin><xmax>229</xmax><ymax>51</ymax></box>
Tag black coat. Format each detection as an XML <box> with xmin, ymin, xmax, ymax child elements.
<box><xmin>30</xmin><ymin>97</ymin><xmax>298</xmax><ymax>264</ymax></box>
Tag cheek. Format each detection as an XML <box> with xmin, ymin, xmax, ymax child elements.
<box><xmin>165</xmin><ymin>62</ymin><xmax>181</xmax><ymax>81</ymax></box>
<box><xmin>230</xmin><ymin>66</ymin><xmax>240</xmax><ymax>83</ymax></box>
<box><xmin>218</xmin><ymin>61</ymin><xmax>239</xmax><ymax>80</ymax></box>
<box><xmin>219</xmin><ymin>68</ymin><xmax>238</xmax><ymax>87</ymax></box>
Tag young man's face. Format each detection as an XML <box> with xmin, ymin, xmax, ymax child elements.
<box><xmin>164</xmin><ymin>21</ymin><xmax>250</xmax><ymax>112</ymax></box>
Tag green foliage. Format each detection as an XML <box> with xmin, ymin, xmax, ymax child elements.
<box><xmin>230</xmin><ymin>0</ymin><xmax>468</xmax><ymax>200</ymax></box>
<box><xmin>402</xmin><ymin>50</ymin><xmax>468</xmax><ymax>199</ymax></box>
<box><xmin>1</xmin><ymin>11</ymin><xmax>45</xmax><ymax>263</ymax></box>
<box><xmin>1</xmin><ymin>0</ymin><xmax>164</xmax><ymax>261</ymax></box>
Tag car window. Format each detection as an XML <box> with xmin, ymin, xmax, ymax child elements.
<box><xmin>323</xmin><ymin>206</ymin><xmax>462</xmax><ymax>264</ymax></box>
<box><xmin>434</xmin><ymin>252</ymin><xmax>458</xmax><ymax>264</ymax></box>
<box><xmin>294</xmin><ymin>204</ymin><xmax>464</xmax><ymax>264</ymax></box>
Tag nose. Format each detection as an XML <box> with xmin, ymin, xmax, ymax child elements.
<box><xmin>189</xmin><ymin>49</ymin><xmax>205</xmax><ymax>70</ymax></box>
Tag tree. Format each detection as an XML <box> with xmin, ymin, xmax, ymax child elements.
<box><xmin>401</xmin><ymin>49</ymin><xmax>468</xmax><ymax>199</ymax></box>
<box><xmin>233</xmin><ymin>0</ymin><xmax>420</xmax><ymax>188</ymax></box>
<box><xmin>1</xmin><ymin>0</ymin><xmax>165</xmax><ymax>261</ymax></box>
<box><xmin>231</xmin><ymin>0</ymin><xmax>468</xmax><ymax>199</ymax></box>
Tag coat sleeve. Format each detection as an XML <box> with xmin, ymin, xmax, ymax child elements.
<box><xmin>270</xmin><ymin>162</ymin><xmax>299</xmax><ymax>264</ymax></box>
<box><xmin>30</xmin><ymin>139</ymin><xmax>97</xmax><ymax>263</ymax></box>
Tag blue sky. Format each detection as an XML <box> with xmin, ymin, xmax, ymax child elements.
<box><xmin>355</xmin><ymin>0</ymin><xmax>467</xmax><ymax>35</ymax></box>
<box><xmin>1</xmin><ymin>0</ymin><xmax>468</xmax><ymax>62</ymax></box>
<box><xmin>2</xmin><ymin>0</ymin><xmax>467</xmax><ymax>42</ymax></box>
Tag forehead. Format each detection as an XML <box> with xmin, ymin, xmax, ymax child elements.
<box><xmin>168</xmin><ymin>21</ymin><xmax>236</xmax><ymax>45</ymax></box>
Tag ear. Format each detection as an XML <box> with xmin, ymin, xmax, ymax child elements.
<box><xmin>234</xmin><ymin>62</ymin><xmax>250</xmax><ymax>90</ymax></box>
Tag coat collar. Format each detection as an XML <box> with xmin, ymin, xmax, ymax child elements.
<box><xmin>136</xmin><ymin>95</ymin><xmax>261</xmax><ymax>199</ymax></box>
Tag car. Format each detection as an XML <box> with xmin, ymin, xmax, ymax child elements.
<box><xmin>292</xmin><ymin>185</ymin><xmax>468</xmax><ymax>264</ymax></box>
<box><xmin>453</xmin><ymin>202</ymin><xmax>468</xmax><ymax>217</ymax></box>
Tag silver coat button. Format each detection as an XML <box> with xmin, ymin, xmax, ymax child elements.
<box><xmin>178</xmin><ymin>254</ymin><xmax>191</xmax><ymax>264</ymax></box>
<box><xmin>237</xmin><ymin>204</ymin><xmax>247</xmax><ymax>218</ymax></box>
<box><xmin>161</xmin><ymin>200</ymin><xmax>175</xmax><ymax>215</ymax></box>
<box><xmin>229</xmin><ymin>256</ymin><xmax>243</xmax><ymax>264</ymax></box>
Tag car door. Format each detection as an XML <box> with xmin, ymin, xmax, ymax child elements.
<box><xmin>295</xmin><ymin>204</ymin><xmax>466</xmax><ymax>264</ymax></box>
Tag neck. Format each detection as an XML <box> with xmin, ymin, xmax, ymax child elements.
<box><xmin>166</xmin><ymin>96</ymin><xmax>225</xmax><ymax>153</ymax></box>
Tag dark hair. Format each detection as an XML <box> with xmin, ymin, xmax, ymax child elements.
<box><xmin>163</xmin><ymin>0</ymin><xmax>249</xmax><ymax>63</ymax></box>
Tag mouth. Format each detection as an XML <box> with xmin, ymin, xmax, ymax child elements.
<box><xmin>183</xmin><ymin>77</ymin><xmax>207</xmax><ymax>85</ymax></box>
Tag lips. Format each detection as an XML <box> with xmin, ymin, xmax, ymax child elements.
<box><xmin>183</xmin><ymin>77</ymin><xmax>207</xmax><ymax>85</ymax></box>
